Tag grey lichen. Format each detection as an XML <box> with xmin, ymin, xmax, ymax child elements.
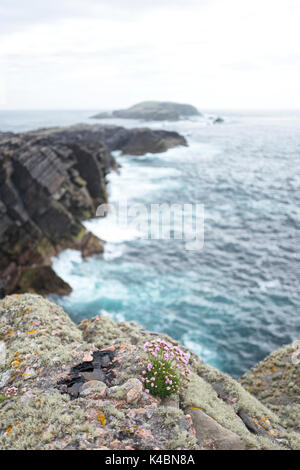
<box><xmin>0</xmin><ymin>294</ymin><xmax>299</xmax><ymax>450</ymax></box>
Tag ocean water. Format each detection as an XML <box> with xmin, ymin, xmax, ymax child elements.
<box><xmin>1</xmin><ymin>109</ymin><xmax>299</xmax><ymax>377</ymax></box>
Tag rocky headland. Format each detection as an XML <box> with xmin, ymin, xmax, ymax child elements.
<box><xmin>91</xmin><ymin>101</ymin><xmax>201</xmax><ymax>122</ymax></box>
<box><xmin>0</xmin><ymin>294</ymin><xmax>299</xmax><ymax>450</ymax></box>
<box><xmin>0</xmin><ymin>124</ymin><xmax>186</xmax><ymax>297</ymax></box>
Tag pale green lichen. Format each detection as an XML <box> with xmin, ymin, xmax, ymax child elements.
<box><xmin>0</xmin><ymin>391</ymin><xmax>99</xmax><ymax>450</ymax></box>
<box><xmin>182</xmin><ymin>372</ymin><xmax>284</xmax><ymax>450</ymax></box>
<box><xmin>0</xmin><ymin>294</ymin><xmax>299</xmax><ymax>450</ymax></box>
<box><xmin>168</xmin><ymin>427</ymin><xmax>198</xmax><ymax>450</ymax></box>
<box><xmin>0</xmin><ymin>294</ymin><xmax>84</xmax><ymax>372</ymax></box>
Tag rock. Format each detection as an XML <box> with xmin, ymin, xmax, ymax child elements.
<box><xmin>189</xmin><ymin>409</ymin><xmax>246</xmax><ymax>450</ymax></box>
<box><xmin>0</xmin><ymin>342</ymin><xmax>6</xmax><ymax>367</ymax></box>
<box><xmin>0</xmin><ymin>124</ymin><xmax>187</xmax><ymax>295</ymax></box>
<box><xmin>82</xmin><ymin>351</ymin><xmax>94</xmax><ymax>362</ymax></box>
<box><xmin>80</xmin><ymin>232</ymin><xmax>104</xmax><ymax>259</ymax></box>
<box><xmin>106</xmin><ymin>384</ymin><xmax>127</xmax><ymax>400</ymax></box>
<box><xmin>213</xmin><ymin>117</ymin><xmax>224</xmax><ymax>124</ymax></box>
<box><xmin>91</xmin><ymin>101</ymin><xmax>201</xmax><ymax>121</ymax></box>
<box><xmin>107</xmin><ymin>378</ymin><xmax>143</xmax><ymax>401</ymax></box>
<box><xmin>81</xmin><ymin>370</ymin><xmax>106</xmax><ymax>382</ymax></box>
<box><xmin>119</xmin><ymin>128</ymin><xmax>187</xmax><ymax>156</ymax></box>
<box><xmin>0</xmin><ymin>370</ymin><xmax>11</xmax><ymax>388</ymax></box>
<box><xmin>126</xmin><ymin>379</ymin><xmax>143</xmax><ymax>403</ymax></box>
<box><xmin>0</xmin><ymin>125</ymin><xmax>114</xmax><ymax>295</ymax></box>
<box><xmin>14</xmin><ymin>266</ymin><xmax>72</xmax><ymax>296</ymax></box>
<box><xmin>22</xmin><ymin>367</ymin><xmax>36</xmax><ymax>380</ymax></box>
<box><xmin>0</xmin><ymin>294</ymin><xmax>297</xmax><ymax>451</ymax></box>
<box><xmin>160</xmin><ymin>395</ymin><xmax>179</xmax><ymax>408</ymax></box>
<box><xmin>240</xmin><ymin>339</ymin><xmax>300</xmax><ymax>433</ymax></box>
<box><xmin>80</xmin><ymin>380</ymin><xmax>107</xmax><ymax>398</ymax></box>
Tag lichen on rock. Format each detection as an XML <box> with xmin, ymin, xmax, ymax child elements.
<box><xmin>0</xmin><ymin>294</ymin><xmax>299</xmax><ymax>450</ymax></box>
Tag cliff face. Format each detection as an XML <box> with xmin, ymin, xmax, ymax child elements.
<box><xmin>0</xmin><ymin>294</ymin><xmax>299</xmax><ymax>450</ymax></box>
<box><xmin>0</xmin><ymin>124</ymin><xmax>186</xmax><ymax>296</ymax></box>
<box><xmin>0</xmin><ymin>126</ymin><xmax>113</xmax><ymax>296</ymax></box>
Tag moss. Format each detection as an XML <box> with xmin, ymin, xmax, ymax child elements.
<box><xmin>72</xmin><ymin>226</ymin><xmax>86</xmax><ymax>242</ymax></box>
<box><xmin>36</xmin><ymin>237</ymin><xmax>53</xmax><ymax>256</ymax></box>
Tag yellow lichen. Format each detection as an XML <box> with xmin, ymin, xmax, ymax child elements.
<box><xmin>97</xmin><ymin>413</ymin><xmax>106</xmax><ymax>426</ymax></box>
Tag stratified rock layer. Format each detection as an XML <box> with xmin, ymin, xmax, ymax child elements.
<box><xmin>0</xmin><ymin>124</ymin><xmax>186</xmax><ymax>295</ymax></box>
<box><xmin>0</xmin><ymin>294</ymin><xmax>299</xmax><ymax>450</ymax></box>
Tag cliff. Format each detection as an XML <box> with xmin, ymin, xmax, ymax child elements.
<box><xmin>0</xmin><ymin>294</ymin><xmax>299</xmax><ymax>450</ymax></box>
<box><xmin>91</xmin><ymin>101</ymin><xmax>201</xmax><ymax>122</ymax></box>
<box><xmin>0</xmin><ymin>124</ymin><xmax>186</xmax><ymax>296</ymax></box>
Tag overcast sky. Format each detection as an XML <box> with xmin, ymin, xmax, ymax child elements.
<box><xmin>0</xmin><ymin>0</ymin><xmax>300</xmax><ymax>110</ymax></box>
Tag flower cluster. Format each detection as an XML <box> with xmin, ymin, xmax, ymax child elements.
<box><xmin>5</xmin><ymin>387</ymin><xmax>18</xmax><ymax>398</ymax></box>
<box><xmin>137</xmin><ymin>338</ymin><xmax>191</xmax><ymax>398</ymax></box>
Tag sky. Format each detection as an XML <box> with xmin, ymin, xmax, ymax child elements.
<box><xmin>0</xmin><ymin>0</ymin><xmax>300</xmax><ymax>110</ymax></box>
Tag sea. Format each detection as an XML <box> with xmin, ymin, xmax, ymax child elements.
<box><xmin>1</xmin><ymin>108</ymin><xmax>299</xmax><ymax>378</ymax></box>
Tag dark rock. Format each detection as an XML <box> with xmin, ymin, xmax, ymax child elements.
<box><xmin>0</xmin><ymin>125</ymin><xmax>115</xmax><ymax>294</ymax></box>
<box><xmin>238</xmin><ymin>410</ymin><xmax>265</xmax><ymax>435</ymax></box>
<box><xmin>80</xmin><ymin>231</ymin><xmax>104</xmax><ymax>258</ymax></box>
<box><xmin>0</xmin><ymin>123</ymin><xmax>187</xmax><ymax>294</ymax></box>
<box><xmin>91</xmin><ymin>101</ymin><xmax>201</xmax><ymax>121</ymax></box>
<box><xmin>57</xmin><ymin>347</ymin><xmax>116</xmax><ymax>399</ymax></box>
<box><xmin>14</xmin><ymin>266</ymin><xmax>72</xmax><ymax>296</ymax></box>
<box><xmin>119</xmin><ymin>128</ymin><xmax>187</xmax><ymax>155</ymax></box>
<box><xmin>213</xmin><ymin>117</ymin><xmax>224</xmax><ymax>124</ymax></box>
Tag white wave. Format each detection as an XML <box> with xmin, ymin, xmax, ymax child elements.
<box><xmin>102</xmin><ymin>242</ymin><xmax>125</xmax><ymax>261</ymax></box>
<box><xmin>100</xmin><ymin>309</ymin><xmax>125</xmax><ymax>322</ymax></box>
<box><xmin>182</xmin><ymin>335</ymin><xmax>218</xmax><ymax>363</ymax></box>
<box><xmin>84</xmin><ymin>216</ymin><xmax>143</xmax><ymax>243</ymax></box>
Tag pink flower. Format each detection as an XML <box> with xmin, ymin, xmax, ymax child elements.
<box><xmin>145</xmin><ymin>389</ymin><xmax>149</xmax><ymax>394</ymax></box>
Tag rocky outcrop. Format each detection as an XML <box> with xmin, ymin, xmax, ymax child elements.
<box><xmin>0</xmin><ymin>124</ymin><xmax>187</xmax><ymax>296</ymax></box>
<box><xmin>60</xmin><ymin>124</ymin><xmax>187</xmax><ymax>156</ymax></box>
<box><xmin>240</xmin><ymin>340</ymin><xmax>300</xmax><ymax>434</ymax></box>
<box><xmin>91</xmin><ymin>101</ymin><xmax>201</xmax><ymax>122</ymax></box>
<box><xmin>0</xmin><ymin>294</ymin><xmax>299</xmax><ymax>450</ymax></box>
<box><xmin>0</xmin><ymin>126</ymin><xmax>114</xmax><ymax>296</ymax></box>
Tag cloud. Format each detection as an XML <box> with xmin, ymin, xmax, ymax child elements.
<box><xmin>0</xmin><ymin>0</ymin><xmax>300</xmax><ymax>109</ymax></box>
<box><xmin>0</xmin><ymin>0</ymin><xmax>206</xmax><ymax>35</ymax></box>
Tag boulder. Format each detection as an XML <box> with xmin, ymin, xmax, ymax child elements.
<box><xmin>189</xmin><ymin>408</ymin><xmax>246</xmax><ymax>450</ymax></box>
<box><xmin>14</xmin><ymin>266</ymin><xmax>72</xmax><ymax>296</ymax></box>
